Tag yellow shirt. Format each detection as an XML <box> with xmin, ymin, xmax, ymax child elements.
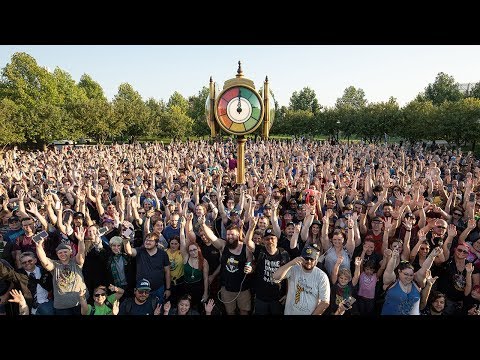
<box><xmin>166</xmin><ymin>249</ymin><xmax>184</xmax><ymax>281</ymax></box>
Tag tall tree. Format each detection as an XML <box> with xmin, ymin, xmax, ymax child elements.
<box><xmin>187</xmin><ymin>86</ymin><xmax>210</xmax><ymax>137</ymax></box>
<box><xmin>167</xmin><ymin>91</ymin><xmax>189</xmax><ymax>114</ymax></box>
<box><xmin>289</xmin><ymin>87</ymin><xmax>321</xmax><ymax>114</ymax></box>
<box><xmin>424</xmin><ymin>72</ymin><xmax>463</xmax><ymax>105</ymax></box>
<box><xmin>469</xmin><ymin>82</ymin><xmax>480</xmax><ymax>100</ymax></box>
<box><xmin>0</xmin><ymin>99</ymin><xmax>25</xmax><ymax>146</ymax></box>
<box><xmin>78</xmin><ymin>74</ymin><xmax>106</xmax><ymax>101</ymax></box>
<box><xmin>335</xmin><ymin>86</ymin><xmax>367</xmax><ymax>109</ymax></box>
<box><xmin>0</xmin><ymin>52</ymin><xmax>68</xmax><ymax>148</ymax></box>
<box><xmin>112</xmin><ymin>83</ymin><xmax>149</xmax><ymax>142</ymax></box>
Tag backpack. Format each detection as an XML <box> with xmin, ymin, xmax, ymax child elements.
<box><xmin>89</xmin><ymin>298</ymin><xmax>115</xmax><ymax>315</ymax></box>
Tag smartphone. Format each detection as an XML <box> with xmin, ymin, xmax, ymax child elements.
<box><xmin>32</xmin><ymin>230</ymin><xmax>49</xmax><ymax>244</ymax></box>
<box><xmin>98</xmin><ymin>226</ymin><xmax>108</xmax><ymax>236</ymax></box>
<box><xmin>188</xmin><ymin>176</ymin><xmax>195</xmax><ymax>182</ymax></box>
<box><xmin>176</xmin><ymin>194</ymin><xmax>183</xmax><ymax>203</ymax></box>
<box><xmin>446</xmin><ymin>184</ymin><xmax>452</xmax><ymax>192</ymax></box>
<box><xmin>55</xmin><ymin>201</ymin><xmax>61</xmax><ymax>210</ymax></box>
<box><xmin>122</xmin><ymin>228</ymin><xmax>133</xmax><ymax>238</ymax></box>
<box><xmin>344</xmin><ymin>296</ymin><xmax>356</xmax><ymax>308</ymax></box>
<box><xmin>201</xmin><ymin>195</ymin><xmax>210</xmax><ymax>203</ymax></box>
<box><xmin>469</xmin><ymin>193</ymin><xmax>475</xmax><ymax>202</ymax></box>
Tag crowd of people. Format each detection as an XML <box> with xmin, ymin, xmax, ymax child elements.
<box><xmin>0</xmin><ymin>138</ymin><xmax>479</xmax><ymax>316</ymax></box>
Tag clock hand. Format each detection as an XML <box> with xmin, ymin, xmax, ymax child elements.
<box><xmin>236</xmin><ymin>91</ymin><xmax>242</xmax><ymax>114</ymax></box>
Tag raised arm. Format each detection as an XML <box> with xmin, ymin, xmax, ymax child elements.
<box><xmin>273</xmin><ymin>257</ymin><xmax>303</xmax><ymax>282</ymax></box>
<box><xmin>75</xmin><ymin>226</ymin><xmax>86</xmax><ymax>267</ymax></box>
<box><xmin>199</xmin><ymin>217</ymin><xmax>225</xmax><ymax>251</ymax></box>
<box><xmin>414</xmin><ymin>247</ymin><xmax>441</xmax><ymax>288</ymax></box>
<box><xmin>35</xmin><ymin>238</ymin><xmax>54</xmax><ymax>272</ymax></box>
<box><xmin>383</xmin><ymin>249</ymin><xmax>399</xmax><ymax>288</ymax></box>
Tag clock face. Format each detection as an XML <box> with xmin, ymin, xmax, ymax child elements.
<box><xmin>215</xmin><ymin>86</ymin><xmax>263</xmax><ymax>135</ymax></box>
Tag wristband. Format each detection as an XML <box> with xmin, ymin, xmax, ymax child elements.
<box><xmin>165</xmin><ymin>288</ymin><xmax>170</xmax><ymax>291</ymax></box>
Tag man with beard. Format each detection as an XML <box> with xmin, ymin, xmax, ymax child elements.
<box><xmin>199</xmin><ymin>216</ymin><xmax>253</xmax><ymax>315</ymax></box>
<box><xmin>245</xmin><ymin>221</ymin><xmax>290</xmax><ymax>315</ymax></box>
<box><xmin>273</xmin><ymin>243</ymin><xmax>330</xmax><ymax>315</ymax></box>
<box><xmin>123</xmin><ymin>232</ymin><xmax>171</xmax><ymax>304</ymax></box>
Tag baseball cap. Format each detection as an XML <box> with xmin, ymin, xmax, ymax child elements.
<box><xmin>136</xmin><ymin>278</ymin><xmax>151</xmax><ymax>291</ymax></box>
<box><xmin>301</xmin><ymin>244</ymin><xmax>321</xmax><ymax>260</ymax></box>
<box><xmin>263</xmin><ymin>227</ymin><xmax>277</xmax><ymax>238</ymax></box>
<box><xmin>55</xmin><ymin>243</ymin><xmax>72</xmax><ymax>252</ymax></box>
<box><xmin>264</xmin><ymin>204</ymin><xmax>272</xmax><ymax>209</ymax></box>
<box><xmin>371</xmin><ymin>216</ymin><xmax>383</xmax><ymax>223</ymax></box>
<box><xmin>73</xmin><ymin>212</ymin><xmax>84</xmax><ymax>219</ymax></box>
<box><xmin>285</xmin><ymin>221</ymin><xmax>295</xmax><ymax>227</ymax></box>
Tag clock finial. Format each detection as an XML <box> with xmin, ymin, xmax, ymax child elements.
<box><xmin>265</xmin><ymin>76</ymin><xmax>268</xmax><ymax>83</ymax></box>
<box><xmin>210</xmin><ymin>76</ymin><xmax>213</xmax><ymax>83</ymax></box>
<box><xmin>236</xmin><ymin>61</ymin><xmax>243</xmax><ymax>78</ymax></box>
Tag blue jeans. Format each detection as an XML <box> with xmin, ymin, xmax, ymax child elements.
<box><xmin>36</xmin><ymin>300</ymin><xmax>55</xmax><ymax>315</ymax></box>
<box><xmin>151</xmin><ymin>285</ymin><xmax>165</xmax><ymax>305</ymax></box>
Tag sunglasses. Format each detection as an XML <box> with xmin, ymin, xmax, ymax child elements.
<box><xmin>453</xmin><ymin>213</ymin><xmax>463</xmax><ymax>216</ymax></box>
<box><xmin>21</xmin><ymin>259</ymin><xmax>34</xmax><ymax>265</ymax></box>
<box><xmin>136</xmin><ymin>290</ymin><xmax>150</xmax><ymax>294</ymax></box>
<box><xmin>436</xmin><ymin>226</ymin><xmax>447</xmax><ymax>230</ymax></box>
<box><xmin>303</xmin><ymin>258</ymin><xmax>315</xmax><ymax>262</ymax></box>
<box><xmin>94</xmin><ymin>293</ymin><xmax>106</xmax><ymax>297</ymax></box>
<box><xmin>189</xmin><ymin>248</ymin><xmax>198</xmax><ymax>252</ymax></box>
<box><xmin>456</xmin><ymin>248</ymin><xmax>469</xmax><ymax>254</ymax></box>
<box><xmin>419</xmin><ymin>247</ymin><xmax>430</xmax><ymax>251</ymax></box>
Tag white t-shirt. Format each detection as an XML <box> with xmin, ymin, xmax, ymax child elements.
<box><xmin>284</xmin><ymin>265</ymin><xmax>330</xmax><ymax>315</ymax></box>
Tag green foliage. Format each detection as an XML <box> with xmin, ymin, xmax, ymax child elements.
<box><xmin>112</xmin><ymin>83</ymin><xmax>149</xmax><ymax>140</ymax></box>
<box><xmin>167</xmin><ymin>91</ymin><xmax>189</xmax><ymax>114</ymax></box>
<box><xmin>161</xmin><ymin>105</ymin><xmax>194</xmax><ymax>139</ymax></box>
<box><xmin>188</xmin><ymin>86</ymin><xmax>210</xmax><ymax>137</ymax></box>
<box><xmin>270</xmin><ymin>109</ymin><xmax>315</xmax><ymax>136</ymax></box>
<box><xmin>289</xmin><ymin>87</ymin><xmax>321</xmax><ymax>114</ymax></box>
<box><xmin>335</xmin><ymin>86</ymin><xmax>367</xmax><ymax>109</ymax></box>
<box><xmin>424</xmin><ymin>72</ymin><xmax>463</xmax><ymax>105</ymax></box>
<box><xmin>469</xmin><ymin>82</ymin><xmax>480</xmax><ymax>99</ymax></box>
<box><xmin>78</xmin><ymin>74</ymin><xmax>106</xmax><ymax>101</ymax></box>
<box><xmin>398</xmin><ymin>99</ymin><xmax>436</xmax><ymax>143</ymax></box>
<box><xmin>0</xmin><ymin>98</ymin><xmax>25</xmax><ymax>145</ymax></box>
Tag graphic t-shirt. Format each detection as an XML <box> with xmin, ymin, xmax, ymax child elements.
<box><xmin>284</xmin><ymin>265</ymin><xmax>330</xmax><ymax>315</ymax></box>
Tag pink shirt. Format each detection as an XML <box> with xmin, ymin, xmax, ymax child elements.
<box><xmin>358</xmin><ymin>272</ymin><xmax>377</xmax><ymax>299</ymax></box>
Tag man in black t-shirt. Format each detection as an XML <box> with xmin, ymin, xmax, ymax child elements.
<box><xmin>248</xmin><ymin>228</ymin><xmax>290</xmax><ymax>315</ymax></box>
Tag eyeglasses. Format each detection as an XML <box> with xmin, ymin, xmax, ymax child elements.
<box><xmin>456</xmin><ymin>248</ymin><xmax>469</xmax><ymax>254</ymax></box>
<box><xmin>136</xmin><ymin>290</ymin><xmax>150</xmax><ymax>294</ymax></box>
<box><xmin>94</xmin><ymin>293</ymin><xmax>106</xmax><ymax>297</ymax></box>
<box><xmin>303</xmin><ymin>258</ymin><xmax>315</xmax><ymax>262</ymax></box>
<box><xmin>453</xmin><ymin>213</ymin><xmax>463</xmax><ymax>216</ymax></box>
<box><xmin>21</xmin><ymin>259</ymin><xmax>34</xmax><ymax>265</ymax></box>
<box><xmin>138</xmin><ymin>211</ymin><xmax>146</xmax><ymax>214</ymax></box>
<box><xmin>435</xmin><ymin>226</ymin><xmax>447</xmax><ymax>230</ymax></box>
<box><xmin>419</xmin><ymin>247</ymin><xmax>430</xmax><ymax>251</ymax></box>
<box><xmin>400</xmin><ymin>272</ymin><xmax>414</xmax><ymax>277</ymax></box>
<box><xmin>189</xmin><ymin>248</ymin><xmax>198</xmax><ymax>252</ymax></box>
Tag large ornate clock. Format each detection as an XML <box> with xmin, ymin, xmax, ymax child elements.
<box><xmin>214</xmin><ymin>85</ymin><xmax>264</xmax><ymax>135</ymax></box>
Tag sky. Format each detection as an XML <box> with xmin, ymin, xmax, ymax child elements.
<box><xmin>1</xmin><ymin>45</ymin><xmax>480</xmax><ymax>108</ymax></box>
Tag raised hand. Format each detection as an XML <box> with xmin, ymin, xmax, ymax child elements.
<box><xmin>354</xmin><ymin>257</ymin><xmax>362</xmax><ymax>267</ymax></box>
<box><xmin>447</xmin><ymin>224</ymin><xmax>457</xmax><ymax>238</ymax></box>
<box><xmin>204</xmin><ymin>299</ymin><xmax>215</xmax><ymax>314</ymax></box>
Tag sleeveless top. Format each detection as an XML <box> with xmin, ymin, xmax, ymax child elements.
<box><xmin>220</xmin><ymin>243</ymin><xmax>250</xmax><ymax>292</ymax></box>
<box><xmin>381</xmin><ymin>280</ymin><xmax>421</xmax><ymax>315</ymax></box>
<box><xmin>184</xmin><ymin>259</ymin><xmax>202</xmax><ymax>284</ymax></box>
